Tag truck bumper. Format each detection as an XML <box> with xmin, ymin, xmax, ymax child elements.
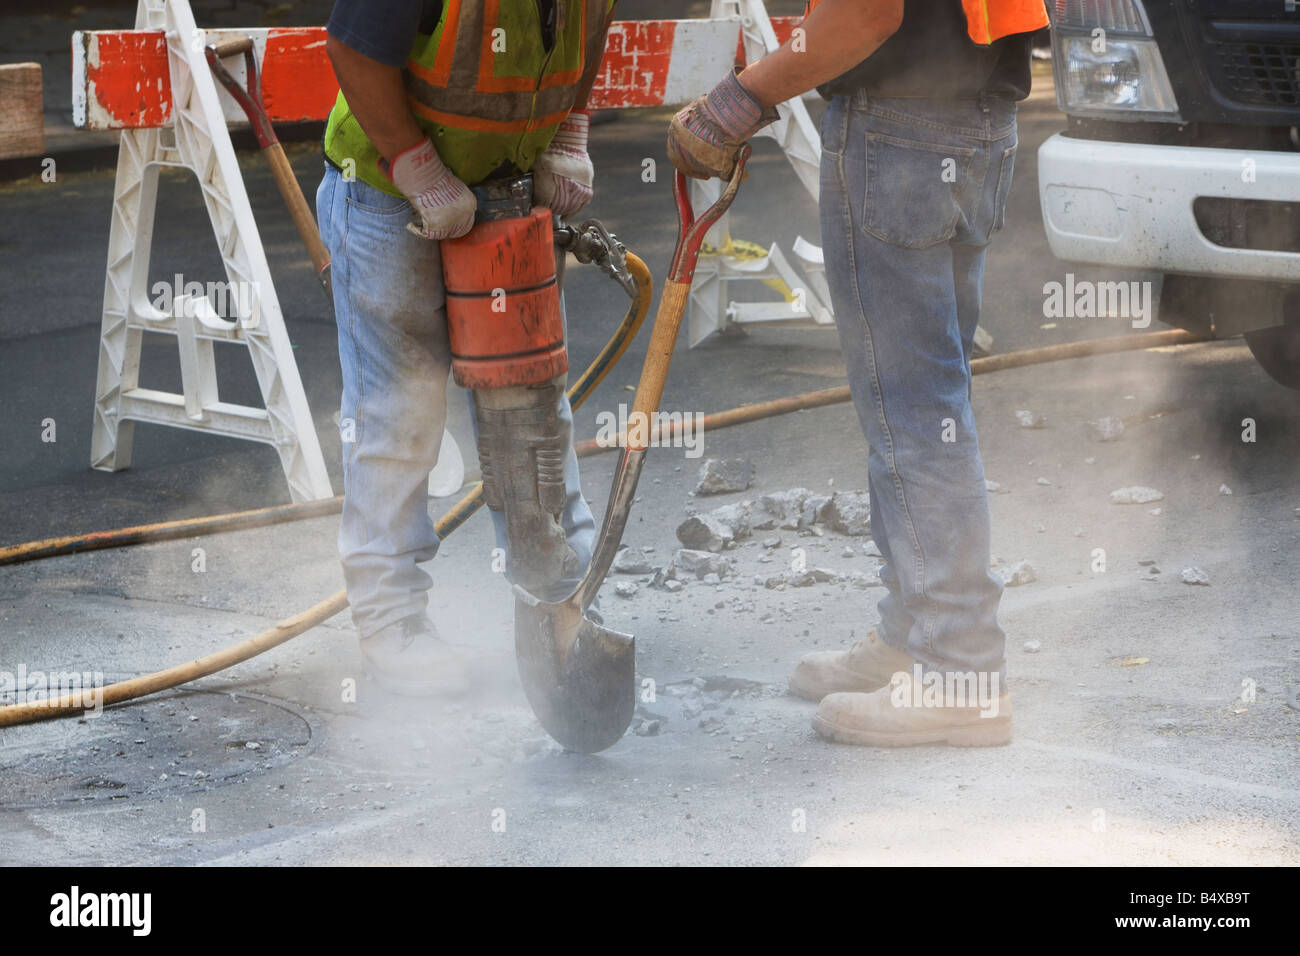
<box><xmin>1038</xmin><ymin>133</ymin><xmax>1300</xmax><ymax>283</ymax></box>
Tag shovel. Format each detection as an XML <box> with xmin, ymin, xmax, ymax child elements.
<box><xmin>514</xmin><ymin>147</ymin><xmax>752</xmax><ymax>753</ymax></box>
<box><xmin>205</xmin><ymin>37</ymin><xmax>333</xmax><ymax>299</ymax></box>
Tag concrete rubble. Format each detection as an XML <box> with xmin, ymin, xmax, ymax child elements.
<box><xmin>1016</xmin><ymin>409</ymin><xmax>1047</xmax><ymax>428</ymax></box>
<box><xmin>999</xmin><ymin>560</ymin><xmax>1037</xmax><ymax>586</ymax></box>
<box><xmin>695</xmin><ymin>458</ymin><xmax>756</xmax><ymax>496</ymax></box>
<box><xmin>1110</xmin><ymin>486</ymin><xmax>1165</xmax><ymax>505</ymax></box>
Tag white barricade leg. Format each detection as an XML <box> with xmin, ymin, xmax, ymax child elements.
<box><xmin>90</xmin><ymin>0</ymin><xmax>333</xmax><ymax>503</ymax></box>
<box><xmin>688</xmin><ymin>0</ymin><xmax>831</xmax><ymax>347</ymax></box>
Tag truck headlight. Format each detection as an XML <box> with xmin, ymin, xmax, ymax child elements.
<box><xmin>1051</xmin><ymin>0</ymin><xmax>1180</xmax><ymax>119</ymax></box>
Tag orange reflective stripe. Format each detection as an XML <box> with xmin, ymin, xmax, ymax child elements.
<box><xmin>806</xmin><ymin>0</ymin><xmax>1048</xmax><ymax>46</ymax></box>
<box><xmin>408</xmin><ymin>97</ymin><xmax>571</xmax><ymax>134</ymax></box>
<box><xmin>429</xmin><ymin>0</ymin><xmax>460</xmax><ymax>86</ymax></box>
<box><xmin>962</xmin><ymin>0</ymin><xmax>1049</xmax><ymax>44</ymax></box>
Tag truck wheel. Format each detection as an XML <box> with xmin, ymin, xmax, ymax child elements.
<box><xmin>1245</xmin><ymin>317</ymin><xmax>1300</xmax><ymax>389</ymax></box>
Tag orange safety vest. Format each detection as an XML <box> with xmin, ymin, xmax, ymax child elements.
<box><xmin>804</xmin><ymin>0</ymin><xmax>1048</xmax><ymax>46</ymax></box>
<box><xmin>325</xmin><ymin>0</ymin><xmax>613</xmax><ymax>193</ymax></box>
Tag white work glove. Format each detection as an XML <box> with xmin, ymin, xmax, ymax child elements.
<box><xmin>533</xmin><ymin>110</ymin><xmax>594</xmax><ymax>218</ymax></box>
<box><xmin>384</xmin><ymin>137</ymin><xmax>477</xmax><ymax>240</ymax></box>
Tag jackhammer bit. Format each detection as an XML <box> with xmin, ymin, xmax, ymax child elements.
<box><xmin>439</xmin><ymin>173</ymin><xmax>583</xmax><ymax>598</ymax></box>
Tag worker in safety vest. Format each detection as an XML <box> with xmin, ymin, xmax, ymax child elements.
<box><xmin>668</xmin><ymin>0</ymin><xmax>1049</xmax><ymax>746</ymax></box>
<box><xmin>316</xmin><ymin>1</ymin><xmax>616</xmax><ymax>694</ymax></box>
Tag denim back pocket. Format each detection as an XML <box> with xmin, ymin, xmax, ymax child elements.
<box><xmin>863</xmin><ymin>132</ymin><xmax>975</xmax><ymax>249</ymax></box>
<box><xmin>987</xmin><ymin>141</ymin><xmax>1018</xmax><ymax>241</ymax></box>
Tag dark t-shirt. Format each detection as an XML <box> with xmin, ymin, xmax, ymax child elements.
<box><xmin>326</xmin><ymin>1</ymin><xmax>561</xmax><ymax>67</ymax></box>
<box><xmin>326</xmin><ymin>0</ymin><xmax>442</xmax><ymax>68</ymax></box>
<box><xmin>819</xmin><ymin>0</ymin><xmax>1035</xmax><ymax>101</ymax></box>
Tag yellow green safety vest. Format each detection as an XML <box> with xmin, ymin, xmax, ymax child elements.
<box><xmin>325</xmin><ymin>0</ymin><xmax>614</xmax><ymax>195</ymax></box>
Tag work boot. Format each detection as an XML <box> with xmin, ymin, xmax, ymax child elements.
<box><xmin>812</xmin><ymin>685</ymin><xmax>1013</xmax><ymax>747</ymax></box>
<box><xmin>787</xmin><ymin>628</ymin><xmax>915</xmax><ymax>701</ymax></box>
<box><xmin>359</xmin><ymin>614</ymin><xmax>468</xmax><ymax>696</ymax></box>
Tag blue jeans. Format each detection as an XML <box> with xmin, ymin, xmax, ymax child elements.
<box><xmin>819</xmin><ymin>92</ymin><xmax>1017</xmax><ymax>681</ymax></box>
<box><xmin>316</xmin><ymin>165</ymin><xmax>596</xmax><ymax>638</ymax></box>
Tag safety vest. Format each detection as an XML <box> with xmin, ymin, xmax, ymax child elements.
<box><xmin>804</xmin><ymin>0</ymin><xmax>1048</xmax><ymax>46</ymax></box>
<box><xmin>325</xmin><ymin>0</ymin><xmax>614</xmax><ymax>195</ymax></box>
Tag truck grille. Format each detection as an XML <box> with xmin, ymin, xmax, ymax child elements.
<box><xmin>1214</xmin><ymin>40</ymin><xmax>1300</xmax><ymax>107</ymax></box>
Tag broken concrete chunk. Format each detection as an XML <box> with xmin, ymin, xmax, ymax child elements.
<box><xmin>1000</xmin><ymin>561</ymin><xmax>1037</xmax><ymax>586</ymax></box>
<box><xmin>702</xmin><ymin>572</ymin><xmax>721</xmax><ymax>586</ymax></box>
<box><xmin>673</xmin><ymin>548</ymin><xmax>732</xmax><ymax>578</ymax></box>
<box><xmin>1085</xmin><ymin>416</ymin><xmax>1125</xmax><ymax>442</ymax></box>
<box><xmin>612</xmin><ymin>547</ymin><xmax>654</xmax><ymax>575</ymax></box>
<box><xmin>1180</xmin><ymin>567</ymin><xmax>1210</xmax><ymax>586</ymax></box>
<box><xmin>761</xmin><ymin>535</ymin><xmax>782</xmax><ymax>549</ymax></box>
<box><xmin>824</xmin><ymin>491</ymin><xmax>871</xmax><ymax>536</ymax></box>
<box><xmin>1036</xmin><ymin>477</ymin><xmax>1052</xmax><ymax>486</ymax></box>
<box><xmin>752</xmin><ymin>489</ymin><xmax>812</xmax><ymax>531</ymax></box>
<box><xmin>800</xmin><ymin>494</ymin><xmax>834</xmax><ymax>531</ymax></box>
<box><xmin>861</xmin><ymin>539</ymin><xmax>882</xmax><ymax>557</ymax></box>
<box><xmin>1016</xmin><ymin>409</ymin><xmax>1047</xmax><ymax>428</ymax></box>
<box><xmin>1110</xmin><ymin>486</ymin><xmax>1164</xmax><ymax>505</ymax></box>
<box><xmin>664</xmin><ymin>579</ymin><xmax>684</xmax><ymax>593</ymax></box>
<box><xmin>710</xmin><ymin>500</ymin><xmax>753</xmax><ymax>538</ymax></box>
<box><xmin>650</xmin><ymin>567</ymin><xmax>676</xmax><ymax>589</ymax></box>
<box><xmin>1023</xmin><ymin>640</ymin><xmax>1042</xmax><ymax>653</ymax></box>
<box><xmin>695</xmin><ymin>458</ymin><xmax>756</xmax><ymax>496</ymax></box>
<box><xmin>844</xmin><ymin>568</ymin><xmax>883</xmax><ymax>589</ymax></box>
<box><xmin>985</xmin><ymin>479</ymin><xmax>1009</xmax><ymax>494</ymax></box>
<box><xmin>614</xmin><ymin>581</ymin><xmax>639</xmax><ymax>598</ymax></box>
<box><xmin>1219</xmin><ymin>483</ymin><xmax>1233</xmax><ymax>496</ymax></box>
<box><xmin>675</xmin><ymin>497</ymin><xmax>751</xmax><ymax>550</ymax></box>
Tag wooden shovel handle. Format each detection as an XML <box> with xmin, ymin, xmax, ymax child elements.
<box><xmin>263</xmin><ymin>141</ymin><xmax>332</xmax><ymax>295</ymax></box>
<box><xmin>629</xmin><ymin>279</ymin><xmax>691</xmax><ymax>432</ymax></box>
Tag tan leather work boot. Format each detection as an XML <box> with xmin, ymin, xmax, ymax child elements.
<box><xmin>787</xmin><ymin>628</ymin><xmax>916</xmax><ymax>701</ymax></box>
<box><xmin>812</xmin><ymin>684</ymin><xmax>1013</xmax><ymax>747</ymax></box>
<box><xmin>359</xmin><ymin>614</ymin><xmax>468</xmax><ymax>697</ymax></box>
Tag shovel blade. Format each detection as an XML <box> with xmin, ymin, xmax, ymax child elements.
<box><xmin>514</xmin><ymin>589</ymin><xmax>635</xmax><ymax>753</ymax></box>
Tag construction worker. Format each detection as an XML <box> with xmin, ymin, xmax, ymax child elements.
<box><xmin>316</xmin><ymin>1</ymin><xmax>616</xmax><ymax>694</ymax></box>
<box><xmin>668</xmin><ymin>0</ymin><xmax>1048</xmax><ymax>745</ymax></box>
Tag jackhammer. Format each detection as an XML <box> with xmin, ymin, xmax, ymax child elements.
<box><xmin>440</xmin><ymin>171</ymin><xmax>634</xmax><ymax>599</ymax></box>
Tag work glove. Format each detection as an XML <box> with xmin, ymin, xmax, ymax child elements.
<box><xmin>533</xmin><ymin>110</ymin><xmax>595</xmax><ymax>218</ymax></box>
<box><xmin>383</xmin><ymin>137</ymin><xmax>477</xmax><ymax>240</ymax></box>
<box><xmin>668</xmin><ymin>69</ymin><xmax>778</xmax><ymax>180</ymax></box>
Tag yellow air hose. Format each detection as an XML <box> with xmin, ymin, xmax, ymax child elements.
<box><xmin>0</xmin><ymin>274</ymin><xmax>1206</xmax><ymax>727</ymax></box>
<box><xmin>0</xmin><ymin>254</ymin><xmax>653</xmax><ymax>728</ymax></box>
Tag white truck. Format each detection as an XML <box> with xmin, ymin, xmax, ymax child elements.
<box><xmin>1038</xmin><ymin>0</ymin><xmax>1300</xmax><ymax>387</ymax></box>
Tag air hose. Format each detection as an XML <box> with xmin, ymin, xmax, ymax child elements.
<box><xmin>0</xmin><ymin>253</ymin><xmax>653</xmax><ymax>728</ymax></box>
<box><xmin>0</xmin><ymin>304</ymin><xmax>1206</xmax><ymax>726</ymax></box>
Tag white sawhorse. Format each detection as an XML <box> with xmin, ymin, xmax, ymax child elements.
<box><xmin>688</xmin><ymin>0</ymin><xmax>834</xmax><ymax>347</ymax></box>
<box><xmin>89</xmin><ymin>0</ymin><xmax>333</xmax><ymax>502</ymax></box>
